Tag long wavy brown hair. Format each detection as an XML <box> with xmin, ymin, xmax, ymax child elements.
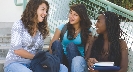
<box><xmin>21</xmin><ymin>0</ymin><xmax>49</xmax><ymax>39</ymax></box>
<box><xmin>67</xmin><ymin>4</ymin><xmax>92</xmax><ymax>46</ymax></box>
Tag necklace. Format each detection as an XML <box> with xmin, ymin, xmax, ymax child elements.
<box><xmin>74</xmin><ymin>27</ymin><xmax>80</xmax><ymax>34</ymax></box>
<box><xmin>102</xmin><ymin>43</ymin><xmax>110</xmax><ymax>56</ymax></box>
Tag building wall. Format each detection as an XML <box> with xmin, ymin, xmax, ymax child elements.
<box><xmin>0</xmin><ymin>0</ymin><xmax>23</xmax><ymax>22</ymax></box>
<box><xmin>0</xmin><ymin>0</ymin><xmax>71</xmax><ymax>22</ymax></box>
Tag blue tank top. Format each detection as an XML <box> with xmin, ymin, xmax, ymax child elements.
<box><xmin>58</xmin><ymin>24</ymin><xmax>86</xmax><ymax>56</ymax></box>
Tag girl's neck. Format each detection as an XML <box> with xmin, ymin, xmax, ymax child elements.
<box><xmin>103</xmin><ymin>32</ymin><xmax>108</xmax><ymax>42</ymax></box>
<box><xmin>72</xmin><ymin>23</ymin><xmax>80</xmax><ymax>30</ymax></box>
<box><xmin>72</xmin><ymin>23</ymin><xmax>80</xmax><ymax>34</ymax></box>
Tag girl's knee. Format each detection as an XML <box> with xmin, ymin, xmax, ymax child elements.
<box><xmin>53</xmin><ymin>40</ymin><xmax>61</xmax><ymax>44</ymax></box>
<box><xmin>52</xmin><ymin>40</ymin><xmax>63</xmax><ymax>50</ymax></box>
<box><xmin>59</xmin><ymin>64</ymin><xmax>68</xmax><ymax>72</ymax></box>
<box><xmin>72</xmin><ymin>56</ymin><xmax>87</xmax><ymax>67</ymax></box>
<box><xmin>72</xmin><ymin>56</ymin><xmax>85</xmax><ymax>64</ymax></box>
<box><xmin>66</xmin><ymin>42</ymin><xmax>78</xmax><ymax>51</ymax></box>
<box><xmin>71</xmin><ymin>56</ymin><xmax>88</xmax><ymax>72</ymax></box>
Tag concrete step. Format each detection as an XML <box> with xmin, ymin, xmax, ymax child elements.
<box><xmin>0</xmin><ymin>28</ymin><xmax>11</xmax><ymax>36</ymax></box>
<box><xmin>0</xmin><ymin>46</ymin><xmax>49</xmax><ymax>72</ymax></box>
<box><xmin>0</xmin><ymin>43</ymin><xmax>10</xmax><ymax>47</ymax></box>
<box><xmin>44</xmin><ymin>35</ymin><xmax>51</xmax><ymax>45</ymax></box>
<box><xmin>0</xmin><ymin>26</ymin><xmax>51</xmax><ymax>72</ymax></box>
<box><xmin>0</xmin><ymin>36</ymin><xmax>11</xmax><ymax>43</ymax></box>
<box><xmin>0</xmin><ymin>34</ymin><xmax>51</xmax><ymax>44</ymax></box>
<box><xmin>0</xmin><ymin>60</ymin><xmax>4</xmax><ymax>72</ymax></box>
<box><xmin>0</xmin><ymin>34</ymin><xmax>50</xmax><ymax>43</ymax></box>
<box><xmin>0</xmin><ymin>35</ymin><xmax>51</xmax><ymax>59</ymax></box>
<box><xmin>0</xmin><ymin>47</ymin><xmax>9</xmax><ymax>60</ymax></box>
<box><xmin>0</xmin><ymin>45</ymin><xmax>49</xmax><ymax>59</ymax></box>
<box><xmin>0</xmin><ymin>22</ymin><xmax>13</xmax><ymax>28</ymax></box>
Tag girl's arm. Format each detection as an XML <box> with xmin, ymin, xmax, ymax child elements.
<box><xmin>85</xmin><ymin>35</ymin><xmax>96</xmax><ymax>60</ymax></box>
<box><xmin>14</xmin><ymin>49</ymin><xmax>34</xmax><ymax>59</ymax></box>
<box><xmin>11</xmin><ymin>21</ymin><xmax>34</xmax><ymax>59</ymax></box>
<box><xmin>116</xmin><ymin>40</ymin><xmax>128</xmax><ymax>72</ymax></box>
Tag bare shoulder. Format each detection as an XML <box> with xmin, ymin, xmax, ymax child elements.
<box><xmin>119</xmin><ymin>39</ymin><xmax>128</xmax><ymax>51</ymax></box>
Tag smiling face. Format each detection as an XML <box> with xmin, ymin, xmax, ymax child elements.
<box><xmin>37</xmin><ymin>3</ymin><xmax>48</xmax><ymax>22</ymax></box>
<box><xmin>68</xmin><ymin>9</ymin><xmax>81</xmax><ymax>25</ymax></box>
<box><xmin>95</xmin><ymin>14</ymin><xmax>107</xmax><ymax>34</ymax></box>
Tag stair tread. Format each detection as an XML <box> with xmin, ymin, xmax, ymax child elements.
<box><xmin>0</xmin><ymin>60</ymin><xmax>5</xmax><ymax>64</ymax></box>
<box><xmin>0</xmin><ymin>46</ymin><xmax>49</xmax><ymax>49</ymax></box>
<box><xmin>0</xmin><ymin>46</ymin><xmax>10</xmax><ymax>49</ymax></box>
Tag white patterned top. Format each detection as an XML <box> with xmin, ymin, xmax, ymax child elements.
<box><xmin>4</xmin><ymin>20</ymin><xmax>44</xmax><ymax>67</ymax></box>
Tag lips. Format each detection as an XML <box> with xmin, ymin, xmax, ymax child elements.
<box><xmin>41</xmin><ymin>16</ymin><xmax>44</xmax><ymax>19</ymax></box>
<box><xmin>69</xmin><ymin>19</ymin><xmax>74</xmax><ymax>22</ymax></box>
<box><xmin>96</xmin><ymin>28</ymin><xmax>99</xmax><ymax>32</ymax></box>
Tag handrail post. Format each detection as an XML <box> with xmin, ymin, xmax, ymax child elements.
<box><xmin>14</xmin><ymin>0</ymin><xmax>27</xmax><ymax>11</ymax></box>
<box><xmin>23</xmin><ymin>0</ymin><xmax>27</xmax><ymax>11</ymax></box>
<box><xmin>106</xmin><ymin>5</ymin><xmax>112</xmax><ymax>11</ymax></box>
<box><xmin>98</xmin><ymin>0</ymin><xmax>133</xmax><ymax>16</ymax></box>
<box><xmin>14</xmin><ymin>0</ymin><xmax>23</xmax><ymax>6</ymax></box>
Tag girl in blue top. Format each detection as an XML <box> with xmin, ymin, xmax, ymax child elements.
<box><xmin>49</xmin><ymin>4</ymin><xmax>92</xmax><ymax>72</ymax></box>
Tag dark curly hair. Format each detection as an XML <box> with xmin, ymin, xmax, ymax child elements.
<box><xmin>21</xmin><ymin>0</ymin><xmax>49</xmax><ymax>39</ymax></box>
<box><xmin>90</xmin><ymin>11</ymin><xmax>125</xmax><ymax>66</ymax></box>
<box><xmin>67</xmin><ymin>4</ymin><xmax>92</xmax><ymax>46</ymax></box>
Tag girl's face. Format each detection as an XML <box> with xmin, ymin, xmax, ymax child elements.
<box><xmin>37</xmin><ymin>3</ymin><xmax>48</xmax><ymax>22</ymax></box>
<box><xmin>95</xmin><ymin>14</ymin><xmax>107</xmax><ymax>34</ymax></box>
<box><xmin>68</xmin><ymin>9</ymin><xmax>81</xmax><ymax>25</ymax></box>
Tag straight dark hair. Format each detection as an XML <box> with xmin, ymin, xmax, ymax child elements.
<box><xmin>67</xmin><ymin>4</ymin><xmax>92</xmax><ymax>46</ymax></box>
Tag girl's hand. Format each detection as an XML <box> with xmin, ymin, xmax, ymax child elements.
<box><xmin>87</xmin><ymin>58</ymin><xmax>98</xmax><ymax>70</ymax></box>
<box><xmin>90</xmin><ymin>70</ymin><xmax>99</xmax><ymax>72</ymax></box>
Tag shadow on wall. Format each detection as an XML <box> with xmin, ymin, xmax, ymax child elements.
<box><xmin>128</xmin><ymin>47</ymin><xmax>133</xmax><ymax>72</ymax></box>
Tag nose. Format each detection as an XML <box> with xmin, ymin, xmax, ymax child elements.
<box><xmin>68</xmin><ymin>14</ymin><xmax>73</xmax><ymax>19</ymax></box>
<box><xmin>68</xmin><ymin>13</ymin><xmax>71</xmax><ymax>18</ymax></box>
<box><xmin>44</xmin><ymin>11</ymin><xmax>47</xmax><ymax>15</ymax></box>
<box><xmin>95</xmin><ymin>22</ymin><xmax>98</xmax><ymax>28</ymax></box>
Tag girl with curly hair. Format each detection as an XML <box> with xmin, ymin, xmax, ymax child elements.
<box><xmin>4</xmin><ymin>0</ymin><xmax>67</xmax><ymax>72</ymax></box>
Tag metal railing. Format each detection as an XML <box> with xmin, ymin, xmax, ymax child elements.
<box><xmin>89</xmin><ymin>0</ymin><xmax>133</xmax><ymax>20</ymax></box>
<box><xmin>14</xmin><ymin>0</ymin><xmax>27</xmax><ymax>11</ymax></box>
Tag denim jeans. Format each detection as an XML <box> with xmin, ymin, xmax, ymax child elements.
<box><xmin>4</xmin><ymin>62</ymin><xmax>68</xmax><ymax>72</ymax></box>
<box><xmin>4</xmin><ymin>62</ymin><xmax>32</xmax><ymax>72</ymax></box>
<box><xmin>51</xmin><ymin>40</ymin><xmax>81</xmax><ymax>72</ymax></box>
<box><xmin>71</xmin><ymin>56</ymin><xmax>88</xmax><ymax>72</ymax></box>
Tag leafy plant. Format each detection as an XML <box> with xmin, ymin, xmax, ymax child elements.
<box><xmin>108</xmin><ymin>0</ymin><xmax>133</xmax><ymax>10</ymax></box>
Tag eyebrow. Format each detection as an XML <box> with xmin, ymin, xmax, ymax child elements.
<box><xmin>41</xmin><ymin>7</ymin><xmax>45</xmax><ymax>9</ymax></box>
<box><xmin>42</xmin><ymin>7</ymin><xmax>47</xmax><ymax>10</ymax></box>
<box><xmin>69</xmin><ymin>9</ymin><xmax>72</xmax><ymax>12</ymax></box>
<box><xmin>97</xmin><ymin>17</ymin><xmax>100</xmax><ymax>20</ymax></box>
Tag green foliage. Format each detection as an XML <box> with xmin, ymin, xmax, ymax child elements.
<box><xmin>108</xmin><ymin>0</ymin><xmax>133</xmax><ymax>10</ymax></box>
<box><xmin>70</xmin><ymin>0</ymin><xmax>133</xmax><ymax>10</ymax></box>
<box><xmin>70</xmin><ymin>0</ymin><xmax>106</xmax><ymax>19</ymax></box>
<box><xmin>70</xmin><ymin>0</ymin><xmax>133</xmax><ymax>21</ymax></box>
